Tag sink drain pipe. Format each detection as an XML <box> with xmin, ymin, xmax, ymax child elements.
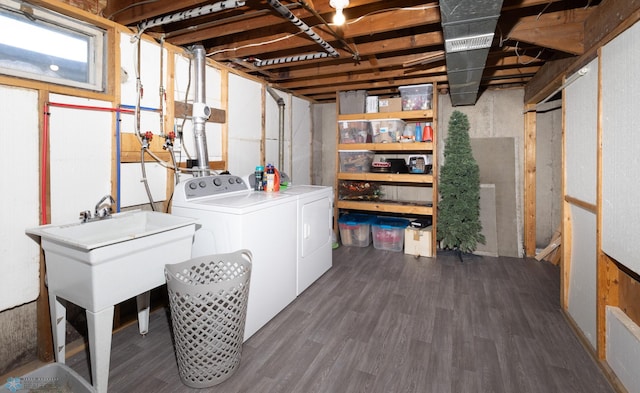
<box><xmin>266</xmin><ymin>86</ymin><xmax>286</xmax><ymax>172</ymax></box>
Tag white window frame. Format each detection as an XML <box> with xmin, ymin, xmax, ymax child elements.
<box><xmin>0</xmin><ymin>0</ymin><xmax>105</xmax><ymax>91</ymax></box>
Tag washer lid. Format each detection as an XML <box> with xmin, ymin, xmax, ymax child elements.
<box><xmin>180</xmin><ymin>191</ymin><xmax>296</xmax><ymax>214</ymax></box>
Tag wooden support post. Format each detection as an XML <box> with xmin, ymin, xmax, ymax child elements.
<box><xmin>524</xmin><ymin>104</ymin><xmax>537</xmax><ymax>257</ymax></box>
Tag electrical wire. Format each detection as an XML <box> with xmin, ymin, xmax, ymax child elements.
<box><xmin>207</xmin><ymin>31</ymin><xmax>305</xmax><ymax>56</ymax></box>
<box><xmin>208</xmin><ymin>4</ymin><xmax>439</xmax><ymax>59</ymax></box>
<box><xmin>345</xmin><ymin>4</ymin><xmax>440</xmax><ymax>26</ymax></box>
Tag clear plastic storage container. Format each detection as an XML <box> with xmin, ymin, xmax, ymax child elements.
<box><xmin>398</xmin><ymin>84</ymin><xmax>433</xmax><ymax>111</ymax></box>
<box><xmin>339</xmin><ymin>213</ymin><xmax>375</xmax><ymax>247</ymax></box>
<box><xmin>370</xmin><ymin>119</ymin><xmax>406</xmax><ymax>143</ymax></box>
<box><xmin>338</xmin><ymin>120</ymin><xmax>372</xmax><ymax>143</ymax></box>
<box><xmin>372</xmin><ymin>217</ymin><xmax>410</xmax><ymax>252</ymax></box>
<box><xmin>339</xmin><ymin>150</ymin><xmax>375</xmax><ymax>173</ymax></box>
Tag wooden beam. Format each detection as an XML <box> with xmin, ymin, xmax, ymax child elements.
<box><xmin>525</xmin><ymin>1</ymin><xmax>640</xmax><ymax>105</ymax></box>
<box><xmin>174</xmin><ymin>102</ymin><xmax>226</xmax><ymax>124</ymax></box>
<box><xmin>120</xmin><ymin>133</ymin><xmax>171</xmax><ymax>162</ymax></box>
<box><xmin>508</xmin><ymin>9</ymin><xmax>591</xmax><ymax>55</ymax></box>
<box><xmin>208</xmin><ymin>6</ymin><xmax>442</xmax><ymax>61</ymax></box>
<box><xmin>523</xmin><ymin>103</ymin><xmax>536</xmax><ymax>257</ymax></box>
<box><xmin>37</xmin><ymin>89</ymin><xmax>53</xmax><ymax>362</ymax></box>
<box><xmin>584</xmin><ymin>0</ymin><xmax>640</xmax><ymax>50</ymax></box>
<box><xmin>524</xmin><ymin>57</ymin><xmax>576</xmax><ymax>105</ymax></box>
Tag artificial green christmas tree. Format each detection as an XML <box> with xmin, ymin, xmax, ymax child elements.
<box><xmin>437</xmin><ymin>110</ymin><xmax>485</xmax><ymax>257</ymax></box>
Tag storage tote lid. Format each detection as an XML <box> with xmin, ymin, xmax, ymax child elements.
<box><xmin>373</xmin><ymin>217</ymin><xmax>410</xmax><ymax>229</ymax></box>
<box><xmin>339</xmin><ymin>213</ymin><xmax>375</xmax><ymax>225</ymax></box>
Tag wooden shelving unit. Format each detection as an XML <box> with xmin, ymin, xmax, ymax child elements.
<box><xmin>335</xmin><ymin>85</ymin><xmax>438</xmax><ymax>254</ymax></box>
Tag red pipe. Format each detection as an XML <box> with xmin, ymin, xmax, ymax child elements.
<box><xmin>40</xmin><ymin>103</ymin><xmax>136</xmax><ymax>224</ymax></box>
<box><xmin>42</xmin><ymin>104</ymin><xmax>49</xmax><ymax>225</ymax></box>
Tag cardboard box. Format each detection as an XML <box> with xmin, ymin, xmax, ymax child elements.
<box><xmin>404</xmin><ymin>225</ymin><xmax>432</xmax><ymax>257</ymax></box>
<box><xmin>378</xmin><ymin>97</ymin><xmax>402</xmax><ymax>113</ymax></box>
<box><xmin>339</xmin><ymin>90</ymin><xmax>367</xmax><ymax>114</ymax></box>
<box><xmin>366</xmin><ymin>96</ymin><xmax>379</xmax><ymax>113</ymax></box>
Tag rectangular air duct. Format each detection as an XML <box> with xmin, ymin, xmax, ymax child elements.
<box><xmin>440</xmin><ymin>0</ymin><xmax>504</xmax><ymax>106</ymax></box>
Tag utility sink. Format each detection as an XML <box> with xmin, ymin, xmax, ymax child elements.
<box><xmin>26</xmin><ymin>210</ymin><xmax>198</xmax><ymax>393</ymax></box>
<box><xmin>26</xmin><ymin>210</ymin><xmax>198</xmax><ymax>309</ymax></box>
<box><xmin>27</xmin><ymin>210</ymin><xmax>197</xmax><ymax>251</ymax></box>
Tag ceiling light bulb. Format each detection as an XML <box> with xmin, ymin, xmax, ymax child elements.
<box><xmin>333</xmin><ymin>8</ymin><xmax>345</xmax><ymax>25</ymax></box>
<box><xmin>330</xmin><ymin>0</ymin><xmax>349</xmax><ymax>26</ymax></box>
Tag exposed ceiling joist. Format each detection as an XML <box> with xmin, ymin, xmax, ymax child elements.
<box><xmin>508</xmin><ymin>8</ymin><xmax>592</xmax><ymax>55</ymax></box>
<box><xmin>99</xmin><ymin>0</ymin><xmax>607</xmax><ymax>103</ymax></box>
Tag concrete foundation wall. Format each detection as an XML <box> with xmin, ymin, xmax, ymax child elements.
<box><xmin>0</xmin><ymin>302</ymin><xmax>37</xmax><ymax>376</ymax></box>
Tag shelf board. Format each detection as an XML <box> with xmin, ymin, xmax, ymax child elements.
<box><xmin>338</xmin><ymin>172</ymin><xmax>433</xmax><ymax>183</ymax></box>
<box><xmin>338</xmin><ymin>142</ymin><xmax>433</xmax><ymax>151</ymax></box>
<box><xmin>338</xmin><ymin>109</ymin><xmax>434</xmax><ymax>121</ymax></box>
<box><xmin>337</xmin><ymin>200</ymin><xmax>433</xmax><ymax>215</ymax></box>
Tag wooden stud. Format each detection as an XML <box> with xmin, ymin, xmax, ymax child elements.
<box><xmin>561</xmin><ymin>86</ymin><xmax>570</xmax><ymax>310</ymax></box>
<box><xmin>523</xmin><ymin>103</ymin><xmax>537</xmax><ymax>257</ymax></box>
<box><xmin>36</xmin><ymin>89</ymin><xmax>53</xmax><ymax>362</ymax></box>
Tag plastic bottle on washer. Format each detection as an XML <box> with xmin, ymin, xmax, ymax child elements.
<box><xmin>254</xmin><ymin>165</ymin><xmax>264</xmax><ymax>191</ymax></box>
<box><xmin>265</xmin><ymin>164</ymin><xmax>275</xmax><ymax>192</ymax></box>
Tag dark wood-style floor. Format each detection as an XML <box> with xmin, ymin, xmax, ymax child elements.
<box><xmin>66</xmin><ymin>246</ymin><xmax>615</xmax><ymax>393</ymax></box>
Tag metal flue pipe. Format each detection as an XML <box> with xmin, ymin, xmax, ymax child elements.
<box><xmin>266</xmin><ymin>86</ymin><xmax>286</xmax><ymax>171</ymax></box>
<box><xmin>192</xmin><ymin>45</ymin><xmax>211</xmax><ymax>177</ymax></box>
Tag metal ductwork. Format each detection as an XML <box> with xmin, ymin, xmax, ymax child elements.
<box><xmin>440</xmin><ymin>0</ymin><xmax>504</xmax><ymax>106</ymax></box>
<box><xmin>191</xmin><ymin>45</ymin><xmax>211</xmax><ymax>177</ymax></box>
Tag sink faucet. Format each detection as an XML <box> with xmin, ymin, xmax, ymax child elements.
<box><xmin>95</xmin><ymin>195</ymin><xmax>116</xmax><ymax>219</ymax></box>
<box><xmin>80</xmin><ymin>195</ymin><xmax>116</xmax><ymax>223</ymax></box>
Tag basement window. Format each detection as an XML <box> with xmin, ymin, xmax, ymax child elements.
<box><xmin>0</xmin><ymin>0</ymin><xmax>105</xmax><ymax>91</ymax></box>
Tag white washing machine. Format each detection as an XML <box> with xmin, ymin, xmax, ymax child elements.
<box><xmin>281</xmin><ymin>185</ymin><xmax>334</xmax><ymax>295</ymax></box>
<box><xmin>171</xmin><ymin>174</ymin><xmax>297</xmax><ymax>341</ymax></box>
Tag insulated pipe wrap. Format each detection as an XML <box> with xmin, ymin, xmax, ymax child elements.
<box><xmin>139</xmin><ymin>0</ymin><xmax>245</xmax><ymax>30</ymax></box>
<box><xmin>265</xmin><ymin>0</ymin><xmax>339</xmax><ymax>58</ymax></box>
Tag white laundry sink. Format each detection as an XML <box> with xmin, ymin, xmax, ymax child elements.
<box><xmin>26</xmin><ymin>210</ymin><xmax>198</xmax><ymax>309</ymax></box>
<box><xmin>26</xmin><ymin>210</ymin><xmax>198</xmax><ymax>393</ymax></box>
<box><xmin>27</xmin><ymin>210</ymin><xmax>197</xmax><ymax>251</ymax></box>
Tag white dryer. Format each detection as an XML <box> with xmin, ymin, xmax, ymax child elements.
<box><xmin>171</xmin><ymin>174</ymin><xmax>297</xmax><ymax>341</ymax></box>
<box><xmin>281</xmin><ymin>185</ymin><xmax>334</xmax><ymax>294</ymax></box>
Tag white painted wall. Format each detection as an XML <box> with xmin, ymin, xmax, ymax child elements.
<box><xmin>607</xmin><ymin>307</ymin><xmax>640</xmax><ymax>393</ymax></box>
<box><xmin>564</xmin><ymin>60</ymin><xmax>599</xmax><ymax>350</ymax></box>
<box><xmin>566</xmin><ymin>21</ymin><xmax>640</xmax><ymax>393</ymax></box>
<box><xmin>565</xmin><ymin>59</ymin><xmax>599</xmax><ymax>205</ymax></box>
<box><xmin>290</xmin><ymin>95</ymin><xmax>312</xmax><ymax>185</ymax></box>
<box><xmin>228</xmin><ymin>73</ymin><xmax>262</xmax><ymax>177</ymax></box>
<box><xmin>0</xmin><ymin>86</ymin><xmax>40</xmax><ymax>311</ymax></box>
<box><xmin>601</xmin><ymin>21</ymin><xmax>640</xmax><ymax>276</ymax></box>
<box><xmin>567</xmin><ymin>205</ymin><xmax>597</xmax><ymax>349</ymax></box>
<box><xmin>48</xmin><ymin>94</ymin><xmax>112</xmax><ymax>223</ymax></box>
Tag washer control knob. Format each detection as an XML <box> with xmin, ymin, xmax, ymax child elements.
<box><xmin>189</xmin><ymin>182</ymin><xmax>197</xmax><ymax>190</ymax></box>
<box><xmin>228</xmin><ymin>178</ymin><xmax>235</xmax><ymax>184</ymax></box>
<box><xmin>213</xmin><ymin>178</ymin><xmax>222</xmax><ymax>186</ymax></box>
<box><xmin>199</xmin><ymin>181</ymin><xmax>206</xmax><ymax>188</ymax></box>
